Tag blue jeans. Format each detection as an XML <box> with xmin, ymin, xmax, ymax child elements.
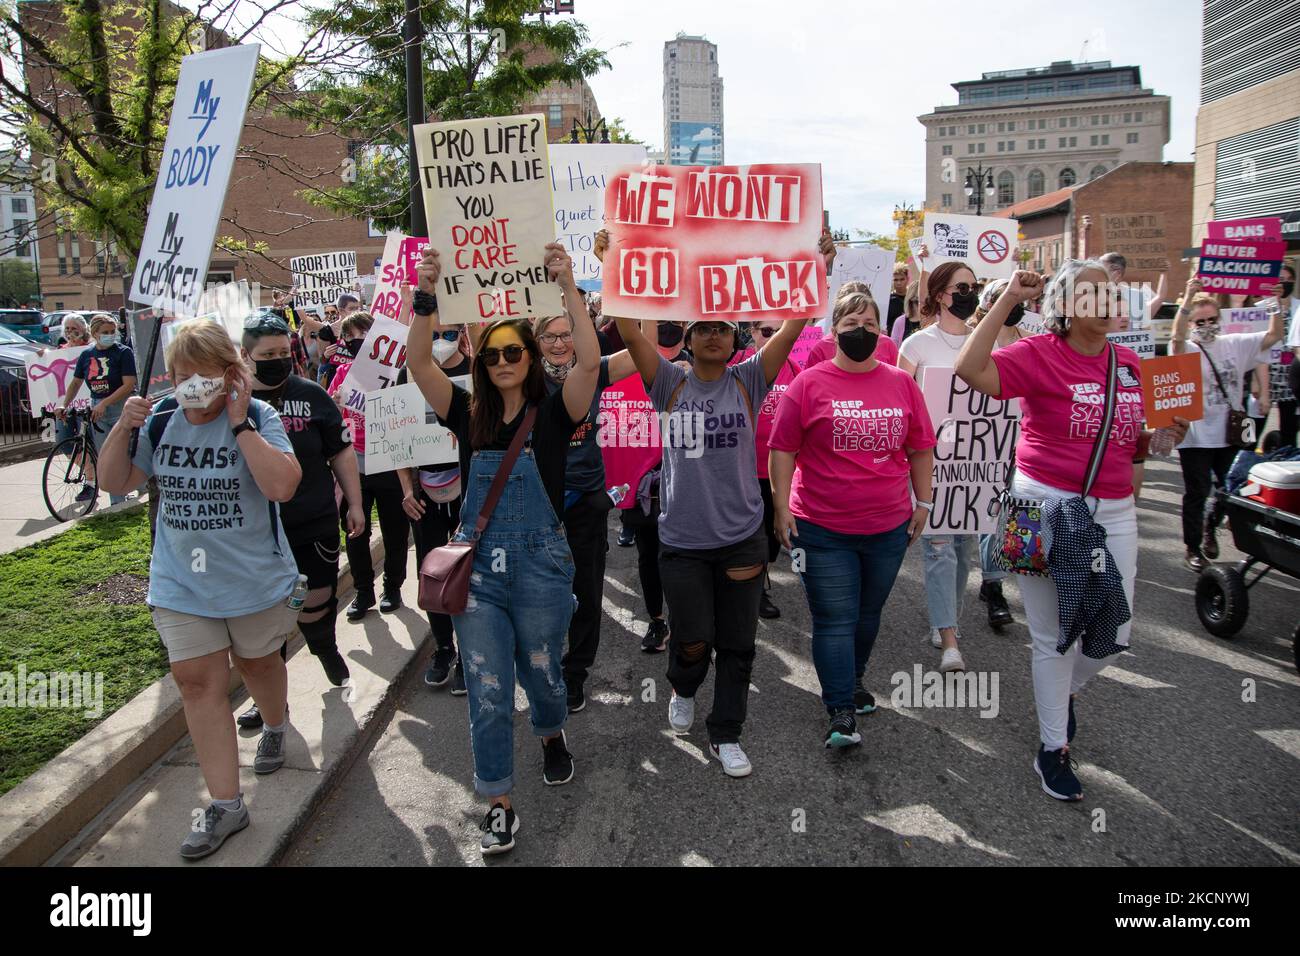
<box><xmin>91</xmin><ymin>401</ymin><xmax>127</xmax><ymax>505</ymax></box>
<box><xmin>451</xmin><ymin>446</ymin><xmax>575</xmax><ymax>798</ymax></box>
<box><xmin>795</xmin><ymin>517</ymin><xmax>910</xmax><ymax>713</ymax></box>
<box><xmin>923</xmin><ymin>533</ymin><xmax>973</xmax><ymax>631</ymax></box>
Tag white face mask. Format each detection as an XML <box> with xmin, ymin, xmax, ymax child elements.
<box><xmin>175</xmin><ymin>373</ymin><xmax>226</xmax><ymax>409</ymax></box>
<box><xmin>432</xmin><ymin>338</ymin><xmax>460</xmax><ymax>364</ymax></box>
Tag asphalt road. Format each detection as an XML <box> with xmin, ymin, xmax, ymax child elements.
<box><xmin>283</xmin><ymin>458</ymin><xmax>1300</xmax><ymax>867</ymax></box>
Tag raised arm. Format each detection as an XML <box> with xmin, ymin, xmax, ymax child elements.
<box><xmin>956</xmin><ymin>270</ymin><xmax>1043</xmax><ymax>396</ymax></box>
<box><xmin>549</xmin><ymin>242</ymin><xmax>601</xmax><ymax>423</ymax></box>
<box><xmin>1262</xmin><ymin>300</ymin><xmax>1287</xmax><ymax>350</ymax></box>
<box><xmin>407</xmin><ymin>255</ymin><xmax>456</xmax><ymax>420</ymax></box>
<box><xmin>1168</xmin><ymin>277</ymin><xmax>1201</xmax><ymax>356</ymax></box>
<box><xmin>607</xmin><ymin>348</ymin><xmax>637</xmax><ymax>382</ymax></box>
<box><xmin>611</xmin><ymin>314</ymin><xmax>660</xmax><ymax>388</ymax></box>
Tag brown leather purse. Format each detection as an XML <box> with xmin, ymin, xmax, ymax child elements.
<box><xmin>417</xmin><ymin>407</ymin><xmax>537</xmax><ymax>615</ymax></box>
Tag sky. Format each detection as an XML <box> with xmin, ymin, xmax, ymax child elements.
<box><xmin>577</xmin><ymin>0</ymin><xmax>1204</xmax><ymax>237</ymax></box>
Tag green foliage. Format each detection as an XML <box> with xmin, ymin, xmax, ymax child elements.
<box><xmin>0</xmin><ymin>259</ymin><xmax>39</xmax><ymax>306</ymax></box>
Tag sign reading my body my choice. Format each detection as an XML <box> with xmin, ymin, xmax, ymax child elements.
<box><xmin>129</xmin><ymin>44</ymin><xmax>260</xmax><ymax>316</ymax></box>
<box><xmin>601</xmin><ymin>163</ymin><xmax>826</xmax><ymax>321</ymax></box>
<box><xmin>413</xmin><ymin>113</ymin><xmax>563</xmax><ymax>325</ymax></box>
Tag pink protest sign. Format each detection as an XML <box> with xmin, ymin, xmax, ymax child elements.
<box><xmin>371</xmin><ymin>235</ymin><xmax>430</xmax><ymax>323</ymax></box>
<box><xmin>788</xmin><ymin>326</ymin><xmax>823</xmax><ymax>368</ymax></box>
<box><xmin>597</xmin><ymin>372</ymin><xmax>662</xmax><ymax>509</ymax></box>
<box><xmin>1198</xmin><ymin>238</ymin><xmax>1286</xmax><ymax>295</ymax></box>
<box><xmin>1205</xmin><ymin>217</ymin><xmax>1282</xmax><ymax>243</ymax></box>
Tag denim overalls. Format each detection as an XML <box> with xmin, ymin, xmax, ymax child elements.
<box><xmin>452</xmin><ymin>433</ymin><xmax>577</xmax><ymax>797</ymax></box>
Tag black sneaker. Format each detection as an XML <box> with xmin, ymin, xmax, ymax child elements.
<box><xmin>450</xmin><ymin>658</ymin><xmax>467</xmax><ymax>696</ymax></box>
<box><xmin>1202</xmin><ymin>528</ymin><xmax>1220</xmax><ymax>560</ymax></box>
<box><xmin>980</xmin><ymin>581</ymin><xmax>1013</xmax><ymax>628</ymax></box>
<box><xmin>236</xmin><ymin>704</ymin><xmax>263</xmax><ymax>729</ymax></box>
<box><xmin>617</xmin><ymin>524</ymin><xmax>635</xmax><ymax>547</ymax></box>
<box><xmin>567</xmin><ymin>684</ymin><xmax>586</xmax><ymax>713</ymax></box>
<box><xmin>318</xmin><ymin>647</ymin><xmax>350</xmax><ymax>687</ymax></box>
<box><xmin>425</xmin><ymin>646</ymin><xmax>454</xmax><ymax>688</ymax></box>
<box><xmin>853</xmin><ymin>680</ymin><xmax>876</xmax><ymax>715</ymax></box>
<box><xmin>1034</xmin><ymin>744</ymin><xmax>1083</xmax><ymax>801</ymax></box>
<box><xmin>542</xmin><ymin>731</ymin><xmax>575</xmax><ymax>785</ymax></box>
<box><xmin>479</xmin><ymin>804</ymin><xmax>518</xmax><ymax>856</ymax></box>
<box><xmin>824</xmin><ymin>710</ymin><xmax>861</xmax><ymax>749</ymax></box>
<box><xmin>758</xmin><ymin>589</ymin><xmax>780</xmax><ymax>619</ymax></box>
<box><xmin>1068</xmin><ymin>696</ymin><xmax>1077</xmax><ymax>743</ymax></box>
<box><xmin>379</xmin><ymin>588</ymin><xmax>402</xmax><ymax>613</ymax></box>
<box><xmin>346</xmin><ymin>590</ymin><xmax>375</xmax><ymax>621</ymax></box>
<box><xmin>641</xmin><ymin>618</ymin><xmax>669</xmax><ymax>653</ymax></box>
<box><xmin>1184</xmin><ymin>548</ymin><xmax>1207</xmax><ymax>573</ymax></box>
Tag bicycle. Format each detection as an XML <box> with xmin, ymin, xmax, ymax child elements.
<box><xmin>42</xmin><ymin>407</ymin><xmax>102</xmax><ymax>521</ymax></box>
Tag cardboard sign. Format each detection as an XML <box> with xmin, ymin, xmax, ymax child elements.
<box><xmin>371</xmin><ymin>234</ymin><xmax>429</xmax><ymax>323</ymax></box>
<box><xmin>291</xmin><ymin>250</ymin><xmax>359</xmax><ymax>310</ymax></box>
<box><xmin>335</xmin><ymin>316</ymin><xmax>409</xmax><ymax>414</ymax></box>
<box><xmin>1197</xmin><ymin>238</ymin><xmax>1285</xmax><ymax>295</ymax></box>
<box><xmin>920</xmin><ymin>366</ymin><xmax>1021</xmax><ymax>535</ymax></box>
<box><xmin>549</xmin><ymin>143</ymin><xmax>648</xmax><ymax>282</ymax></box>
<box><xmin>601</xmin><ymin>163</ymin><xmax>826</xmax><ymax>322</ymax></box>
<box><xmin>1206</xmin><ymin>217</ymin><xmax>1282</xmax><ymax>243</ymax></box>
<box><xmin>25</xmin><ymin>345</ymin><xmax>90</xmax><ymax>418</ymax></box>
<box><xmin>364</xmin><ymin>382</ymin><xmax>459</xmax><ymax>472</ymax></box>
<box><xmin>1100</xmin><ymin>213</ymin><xmax>1169</xmax><ymax>272</ymax></box>
<box><xmin>921</xmin><ymin>213</ymin><xmax>1019</xmax><ymax>280</ymax></box>
<box><xmin>1107</xmin><ymin>330</ymin><xmax>1155</xmax><ymax>360</ymax></box>
<box><xmin>1142</xmin><ymin>353</ymin><xmax>1203</xmax><ymax>428</ymax></box>
<box><xmin>413</xmin><ymin>113</ymin><xmax>563</xmax><ymax>324</ymax></box>
<box><xmin>827</xmin><ymin>244</ymin><xmax>895</xmax><ymax>322</ymax></box>
<box><xmin>596</xmin><ymin>372</ymin><xmax>663</xmax><ymax>508</ymax></box>
<box><xmin>129</xmin><ymin>45</ymin><xmax>260</xmax><ymax>316</ymax></box>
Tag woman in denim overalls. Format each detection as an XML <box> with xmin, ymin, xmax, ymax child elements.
<box><xmin>406</xmin><ymin>243</ymin><xmax>601</xmax><ymax>856</ymax></box>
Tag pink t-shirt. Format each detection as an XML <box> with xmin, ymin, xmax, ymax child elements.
<box><xmin>598</xmin><ymin>371</ymin><xmax>663</xmax><ymax>508</ymax></box>
<box><xmin>803</xmin><ymin>332</ymin><xmax>899</xmax><ymax>370</ymax></box>
<box><xmin>755</xmin><ymin>356</ymin><xmax>802</xmax><ymax>479</ymax></box>
<box><xmin>768</xmin><ymin>361</ymin><xmax>936</xmax><ymax>535</ymax></box>
<box><xmin>991</xmin><ymin>334</ymin><xmax>1144</xmax><ymax>499</ymax></box>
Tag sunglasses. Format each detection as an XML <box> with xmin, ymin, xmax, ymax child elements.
<box><xmin>244</xmin><ymin>315</ymin><xmax>290</xmax><ymax>334</ymax></box>
<box><xmin>481</xmin><ymin>344</ymin><xmax>526</xmax><ymax>366</ymax></box>
<box><xmin>947</xmin><ymin>283</ymin><xmax>975</xmax><ymax>297</ymax></box>
<box><xmin>538</xmin><ymin>331</ymin><xmax>574</xmax><ymax>345</ymax></box>
<box><xmin>435</xmin><ymin>330</ymin><xmax>460</xmax><ymax>342</ymax></box>
<box><xmin>755</xmin><ymin>326</ymin><xmax>777</xmax><ymax>339</ymax></box>
<box><xmin>1192</xmin><ymin>318</ymin><xmax>1218</xmax><ymax>327</ymax></box>
<box><xmin>692</xmin><ymin>323</ymin><xmax>733</xmax><ymax>339</ymax></box>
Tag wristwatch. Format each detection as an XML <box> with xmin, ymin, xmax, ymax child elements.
<box><xmin>232</xmin><ymin>417</ymin><xmax>258</xmax><ymax>438</ymax></box>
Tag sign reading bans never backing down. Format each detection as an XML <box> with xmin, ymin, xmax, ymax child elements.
<box><xmin>601</xmin><ymin>164</ymin><xmax>826</xmax><ymax>321</ymax></box>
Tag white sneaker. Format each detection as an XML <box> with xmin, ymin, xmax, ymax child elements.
<box><xmin>939</xmin><ymin>646</ymin><xmax>966</xmax><ymax>673</ymax></box>
<box><xmin>709</xmin><ymin>741</ymin><xmax>753</xmax><ymax>777</ymax></box>
<box><xmin>668</xmin><ymin>692</ymin><xmax>694</xmax><ymax>733</ymax></box>
<box><xmin>929</xmin><ymin>628</ymin><xmax>943</xmax><ymax>649</ymax></box>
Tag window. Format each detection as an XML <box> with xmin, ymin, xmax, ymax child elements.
<box><xmin>997</xmin><ymin>122</ymin><xmax>1005</xmax><ymax>132</ymax></box>
<box><xmin>547</xmin><ymin>104</ymin><xmax>563</xmax><ymax>127</ymax></box>
<box><xmin>1134</xmin><ymin>111</ymin><xmax>1143</xmax><ymax>122</ymax></box>
<box><xmin>1028</xmin><ymin>140</ymin><xmax>1036</xmax><ymax>150</ymax></box>
<box><xmin>997</xmin><ymin>171</ymin><xmax>1015</xmax><ymax>206</ymax></box>
<box><xmin>977</xmin><ymin>143</ymin><xmax>985</xmax><ymax>153</ymax></box>
<box><xmin>1059</xmin><ymin>168</ymin><xmax>1076</xmax><ymax>188</ymax></box>
<box><xmin>1069</xmin><ymin>136</ymin><xmax>1077</xmax><ymax>147</ymax></box>
<box><xmin>937</xmin><ymin>127</ymin><xmax>944</xmax><ymax>137</ymax></box>
<box><xmin>1027</xmin><ymin>169</ymin><xmax>1045</xmax><ymax>197</ymax></box>
<box><xmin>10</xmin><ymin>197</ymin><xmax>26</xmax><ymax>214</ymax></box>
<box><xmin>1123</xmin><ymin>112</ymin><xmax>1132</xmax><ymax>123</ymax></box>
<box><xmin>997</xmin><ymin>141</ymin><xmax>1005</xmax><ymax>153</ymax></box>
<box><xmin>1102</xmin><ymin>114</ymin><xmax>1110</xmax><ymax>125</ymax></box>
<box><xmin>1100</xmin><ymin>134</ymin><xmax>1109</xmax><ymax>145</ymax></box>
<box><xmin>942</xmin><ymin>145</ymin><xmax>952</xmax><ymax>156</ymax></box>
<box><xmin>1054</xmin><ymin>241</ymin><xmax>1062</xmax><ymax>265</ymax></box>
<box><xmin>977</xmin><ymin>124</ymin><xmax>986</xmax><ymax>133</ymax></box>
<box><xmin>1090</xmin><ymin>164</ymin><xmax>1109</xmax><ymax>181</ymax></box>
<box><xmin>1059</xmin><ymin>137</ymin><xmax>1067</xmax><ymax>148</ymax></box>
<box><xmin>1038</xmin><ymin>138</ymin><xmax>1046</xmax><ymax>149</ymax></box>
<box><xmin>1090</xmin><ymin>134</ymin><xmax>1099</xmax><ymax>146</ymax></box>
<box><xmin>1059</xmin><ymin>117</ymin><xmax>1069</xmax><ymax>128</ymax></box>
<box><xmin>942</xmin><ymin>193</ymin><xmax>953</xmax><ymax>208</ymax></box>
<box><xmin>968</xmin><ymin>124</ymin><xmax>976</xmax><ymax>134</ymax></box>
<box><xmin>1038</xmin><ymin>118</ymin><xmax>1048</xmax><ymax>130</ymax></box>
<box><xmin>969</xmin><ymin>143</ymin><xmax>976</xmax><ymax>154</ymax></box>
<box><xmin>1069</xmin><ymin>116</ymin><xmax>1078</xmax><ymax>127</ymax></box>
<box><xmin>1091</xmin><ymin>115</ymin><xmax>1100</xmax><ymax>126</ymax></box>
<box><xmin>1008</xmin><ymin>141</ymin><xmax>1016</xmax><ymax>151</ymax></box>
<box><xmin>14</xmin><ymin>219</ymin><xmax>29</xmax><ymax>257</ymax></box>
<box><xmin>1126</xmin><ymin>132</ymin><xmax>1139</xmax><ymax>144</ymax></box>
<box><xmin>1007</xmin><ymin>121</ymin><xmax>1016</xmax><ymax>132</ymax></box>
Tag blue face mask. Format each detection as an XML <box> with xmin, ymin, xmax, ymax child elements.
<box><xmin>97</xmin><ymin>333</ymin><xmax>119</xmax><ymax>348</ymax></box>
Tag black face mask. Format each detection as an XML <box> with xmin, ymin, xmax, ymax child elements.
<box><xmin>343</xmin><ymin>339</ymin><xmax>364</xmax><ymax>358</ymax></box>
<box><xmin>658</xmin><ymin>324</ymin><xmax>684</xmax><ymax>348</ymax></box>
<box><xmin>837</xmin><ymin>326</ymin><xmax>878</xmax><ymax>363</ymax></box>
<box><xmin>254</xmin><ymin>357</ymin><xmax>293</xmax><ymax>388</ymax></box>
<box><xmin>948</xmin><ymin>290</ymin><xmax>979</xmax><ymax>320</ymax></box>
<box><xmin>1282</xmin><ymin>280</ymin><xmax>1295</xmax><ymax>299</ymax></box>
<box><xmin>1005</xmin><ymin>303</ymin><xmax>1026</xmax><ymax>327</ymax></box>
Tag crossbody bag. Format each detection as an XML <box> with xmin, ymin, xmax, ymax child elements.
<box><xmin>1196</xmin><ymin>342</ymin><xmax>1256</xmax><ymax>450</ymax></box>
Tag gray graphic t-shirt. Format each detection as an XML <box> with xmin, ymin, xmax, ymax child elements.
<box><xmin>649</xmin><ymin>352</ymin><xmax>771</xmax><ymax>550</ymax></box>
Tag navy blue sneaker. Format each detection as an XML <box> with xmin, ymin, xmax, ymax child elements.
<box><xmin>1034</xmin><ymin>745</ymin><xmax>1082</xmax><ymax>801</ymax></box>
<box><xmin>824</xmin><ymin>710</ymin><xmax>861</xmax><ymax>749</ymax></box>
<box><xmin>1067</xmin><ymin>696</ymin><xmax>1076</xmax><ymax>743</ymax></box>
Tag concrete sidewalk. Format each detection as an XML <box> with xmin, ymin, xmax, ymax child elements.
<box><xmin>0</xmin><ymin>455</ymin><xmax>143</xmax><ymax>556</ymax></box>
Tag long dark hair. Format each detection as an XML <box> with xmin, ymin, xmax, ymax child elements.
<box><xmin>470</xmin><ymin>318</ymin><xmax>547</xmax><ymax>450</ymax></box>
<box><xmin>921</xmin><ymin>262</ymin><xmax>970</xmax><ymax>318</ymax></box>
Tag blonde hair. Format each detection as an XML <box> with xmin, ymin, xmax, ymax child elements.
<box><xmin>165</xmin><ymin>319</ymin><xmax>238</xmax><ymax>372</ymax></box>
<box><xmin>531</xmin><ymin>314</ymin><xmax>570</xmax><ymax>338</ymax></box>
<box><xmin>832</xmin><ymin>292</ymin><xmax>880</xmax><ymax>327</ymax></box>
<box><xmin>1187</xmin><ymin>293</ymin><xmax>1220</xmax><ymax>317</ymax></box>
<box><xmin>88</xmin><ymin>312</ymin><xmax>117</xmax><ymax>334</ymax></box>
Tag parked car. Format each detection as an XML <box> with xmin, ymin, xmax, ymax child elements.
<box><xmin>0</xmin><ymin>308</ymin><xmax>48</xmax><ymax>345</ymax></box>
<box><xmin>0</xmin><ymin>324</ymin><xmax>44</xmax><ymax>428</ymax></box>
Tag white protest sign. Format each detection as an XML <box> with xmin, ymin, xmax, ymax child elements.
<box><xmin>335</xmin><ymin>315</ymin><xmax>409</xmax><ymax>415</ymax></box>
<box><xmin>921</xmin><ymin>366</ymin><xmax>1021</xmax><ymax>535</ymax></box>
<box><xmin>365</xmin><ymin>382</ymin><xmax>459</xmax><ymax>472</ymax></box>
<box><xmin>827</xmin><ymin>244</ymin><xmax>895</xmax><ymax>323</ymax></box>
<box><xmin>921</xmin><ymin>212</ymin><xmax>1019</xmax><ymax>280</ymax></box>
<box><xmin>25</xmin><ymin>345</ymin><xmax>90</xmax><ymax>418</ymax></box>
<box><xmin>1107</xmin><ymin>330</ymin><xmax>1155</xmax><ymax>360</ymax></box>
<box><xmin>1221</xmin><ymin>307</ymin><xmax>1270</xmax><ymax>335</ymax></box>
<box><xmin>129</xmin><ymin>44</ymin><xmax>260</xmax><ymax>316</ymax></box>
<box><xmin>1018</xmin><ymin>310</ymin><xmax>1045</xmax><ymax>335</ymax></box>
<box><xmin>195</xmin><ymin>279</ymin><xmax>255</xmax><ymax>341</ymax></box>
<box><xmin>549</xmin><ymin>143</ymin><xmax>648</xmax><ymax>282</ymax></box>
<box><xmin>413</xmin><ymin>113</ymin><xmax>564</xmax><ymax>324</ymax></box>
<box><xmin>290</xmin><ymin>250</ymin><xmax>359</xmax><ymax>310</ymax></box>
<box><xmin>370</xmin><ymin>233</ymin><xmax>405</xmax><ymax>322</ymax></box>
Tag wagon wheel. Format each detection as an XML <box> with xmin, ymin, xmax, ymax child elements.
<box><xmin>1195</xmin><ymin>565</ymin><xmax>1249</xmax><ymax>639</ymax></box>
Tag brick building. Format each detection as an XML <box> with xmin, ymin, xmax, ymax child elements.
<box><xmin>518</xmin><ymin>45</ymin><xmax>604</xmax><ymax>144</ymax></box>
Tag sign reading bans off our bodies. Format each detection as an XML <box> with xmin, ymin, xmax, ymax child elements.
<box><xmin>413</xmin><ymin>113</ymin><xmax>563</xmax><ymax>324</ymax></box>
<box><xmin>601</xmin><ymin>164</ymin><xmax>827</xmax><ymax>322</ymax></box>
<box><xmin>290</xmin><ymin>250</ymin><xmax>358</xmax><ymax>310</ymax></box>
<box><xmin>921</xmin><ymin>367</ymin><xmax>1021</xmax><ymax>535</ymax></box>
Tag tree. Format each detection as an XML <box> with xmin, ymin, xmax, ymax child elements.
<box><xmin>604</xmin><ymin>116</ymin><xmax>643</xmax><ymax>145</ymax></box>
<box><xmin>0</xmin><ymin>258</ymin><xmax>38</xmax><ymax>306</ymax></box>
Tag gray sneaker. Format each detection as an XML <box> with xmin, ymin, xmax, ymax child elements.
<box><xmin>254</xmin><ymin>728</ymin><xmax>286</xmax><ymax>774</ymax></box>
<box><xmin>180</xmin><ymin>801</ymin><xmax>249</xmax><ymax>860</ymax></box>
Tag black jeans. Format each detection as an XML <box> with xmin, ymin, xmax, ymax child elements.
<box><xmin>757</xmin><ymin>478</ymin><xmax>781</xmax><ymax>564</ymax></box>
<box><xmin>410</xmin><ymin>490</ymin><xmax>462</xmax><ymax>651</ymax></box>
<box><xmin>659</xmin><ymin>529</ymin><xmax>767</xmax><ymax>744</ymax></box>
<box><xmin>344</xmin><ymin>470</ymin><xmax>410</xmax><ymax>595</ymax></box>
<box><xmin>561</xmin><ymin>496</ymin><xmax>609</xmax><ymax>690</ymax></box>
<box><xmin>621</xmin><ymin>502</ymin><xmax>663</xmax><ymax>618</ymax></box>
<box><xmin>1178</xmin><ymin>446</ymin><xmax>1236</xmax><ymax>549</ymax></box>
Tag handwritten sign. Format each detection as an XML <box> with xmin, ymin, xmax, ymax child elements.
<box><xmin>596</xmin><ymin>372</ymin><xmax>663</xmax><ymax>508</ymax></box>
<box><xmin>1101</xmin><ymin>212</ymin><xmax>1169</xmax><ymax>272</ymax></box>
<box><xmin>921</xmin><ymin>366</ymin><xmax>1021</xmax><ymax>535</ymax></box>
<box><xmin>602</xmin><ymin>163</ymin><xmax>826</xmax><ymax>322</ymax></box>
<box><xmin>364</xmin><ymin>382</ymin><xmax>459</xmax><ymax>472</ymax></box>
<box><xmin>1107</xmin><ymin>330</ymin><xmax>1155</xmax><ymax>360</ymax></box>
<box><xmin>290</xmin><ymin>250</ymin><xmax>358</xmax><ymax>310</ymax></box>
<box><xmin>413</xmin><ymin>113</ymin><xmax>563</xmax><ymax>324</ymax></box>
<box><xmin>1142</xmin><ymin>353</ymin><xmax>1203</xmax><ymax>428</ymax></box>
<box><xmin>827</xmin><ymin>244</ymin><xmax>894</xmax><ymax>321</ymax></box>
<box><xmin>921</xmin><ymin>213</ymin><xmax>1019</xmax><ymax>280</ymax></box>
<box><xmin>335</xmin><ymin>316</ymin><xmax>409</xmax><ymax>415</ymax></box>
<box><xmin>371</xmin><ymin>234</ymin><xmax>429</xmax><ymax>322</ymax></box>
<box><xmin>549</xmin><ymin>144</ymin><xmax>648</xmax><ymax>282</ymax></box>
<box><xmin>25</xmin><ymin>345</ymin><xmax>90</xmax><ymax>418</ymax></box>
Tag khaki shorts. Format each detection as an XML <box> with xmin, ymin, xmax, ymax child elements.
<box><xmin>151</xmin><ymin>602</ymin><xmax>298</xmax><ymax>664</ymax></box>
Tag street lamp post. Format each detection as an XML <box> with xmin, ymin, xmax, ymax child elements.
<box><xmin>404</xmin><ymin>0</ymin><xmax>427</xmax><ymax>237</ymax></box>
<box><xmin>963</xmin><ymin>165</ymin><xmax>996</xmax><ymax>217</ymax></box>
<box><xmin>570</xmin><ymin>110</ymin><xmax>609</xmax><ymax>144</ymax></box>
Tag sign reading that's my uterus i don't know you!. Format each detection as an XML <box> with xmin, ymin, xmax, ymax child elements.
<box><xmin>601</xmin><ymin>164</ymin><xmax>827</xmax><ymax>322</ymax></box>
<box><xmin>129</xmin><ymin>44</ymin><xmax>260</xmax><ymax>317</ymax></box>
<box><xmin>413</xmin><ymin>113</ymin><xmax>563</xmax><ymax>324</ymax></box>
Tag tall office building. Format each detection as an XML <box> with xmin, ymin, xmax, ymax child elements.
<box><xmin>918</xmin><ymin>61</ymin><xmax>1169</xmax><ymax>214</ymax></box>
<box><xmin>664</xmin><ymin>33</ymin><xmax>723</xmax><ymax>166</ymax></box>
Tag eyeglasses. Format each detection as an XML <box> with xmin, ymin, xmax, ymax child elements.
<box><xmin>691</xmin><ymin>323</ymin><xmax>733</xmax><ymax>339</ymax></box>
<box><xmin>538</xmin><ymin>331</ymin><xmax>574</xmax><ymax>345</ymax></box>
<box><xmin>244</xmin><ymin>315</ymin><xmax>290</xmax><ymax>335</ymax></box>
<box><xmin>481</xmin><ymin>344</ymin><xmax>526</xmax><ymax>366</ymax></box>
<box><xmin>755</xmin><ymin>326</ymin><xmax>777</xmax><ymax>339</ymax></box>
<box><xmin>947</xmin><ymin>283</ymin><xmax>975</xmax><ymax>297</ymax></box>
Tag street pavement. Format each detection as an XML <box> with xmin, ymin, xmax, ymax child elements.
<box><xmin>282</xmin><ymin>457</ymin><xmax>1300</xmax><ymax>867</ymax></box>
<box><xmin>0</xmin><ymin>455</ymin><xmax>142</xmax><ymax>555</ymax></box>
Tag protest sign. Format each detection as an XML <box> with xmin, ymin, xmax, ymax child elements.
<box><xmin>1206</xmin><ymin>217</ymin><xmax>1282</xmax><ymax>243</ymax></box>
<box><xmin>364</xmin><ymin>382</ymin><xmax>459</xmax><ymax>472</ymax></box>
<box><xmin>413</xmin><ymin>113</ymin><xmax>563</xmax><ymax>324</ymax></box>
<box><xmin>335</xmin><ymin>316</ymin><xmax>409</xmax><ymax>415</ymax></box>
<box><xmin>371</xmin><ymin>235</ymin><xmax>429</xmax><ymax>323</ymax></box>
<box><xmin>549</xmin><ymin>144</ymin><xmax>648</xmax><ymax>283</ymax></box>
<box><xmin>601</xmin><ymin>163</ymin><xmax>826</xmax><ymax>322</ymax></box>
<box><xmin>194</xmin><ymin>279</ymin><xmax>255</xmax><ymax>341</ymax></box>
<box><xmin>1107</xmin><ymin>330</ymin><xmax>1155</xmax><ymax>360</ymax></box>
<box><xmin>1101</xmin><ymin>213</ymin><xmax>1170</xmax><ymax>272</ymax></box>
<box><xmin>291</xmin><ymin>250</ymin><xmax>359</xmax><ymax>310</ymax></box>
<box><xmin>1018</xmin><ymin>310</ymin><xmax>1045</xmax><ymax>335</ymax></box>
<box><xmin>25</xmin><ymin>345</ymin><xmax>90</xmax><ymax>418</ymax></box>
<box><xmin>1197</xmin><ymin>237</ymin><xmax>1285</xmax><ymax>295</ymax></box>
<box><xmin>827</xmin><ymin>244</ymin><xmax>894</xmax><ymax>319</ymax></box>
<box><xmin>597</xmin><ymin>372</ymin><xmax>663</xmax><ymax>508</ymax></box>
<box><xmin>1142</xmin><ymin>353</ymin><xmax>1203</xmax><ymax>428</ymax></box>
<box><xmin>789</xmin><ymin>326</ymin><xmax>825</xmax><ymax>367</ymax></box>
<box><xmin>921</xmin><ymin>366</ymin><xmax>1021</xmax><ymax>535</ymax></box>
<box><xmin>920</xmin><ymin>213</ymin><xmax>1019</xmax><ymax>280</ymax></box>
<box><xmin>129</xmin><ymin>44</ymin><xmax>260</xmax><ymax>316</ymax></box>
<box><xmin>1221</xmin><ymin>307</ymin><xmax>1271</xmax><ymax>335</ymax></box>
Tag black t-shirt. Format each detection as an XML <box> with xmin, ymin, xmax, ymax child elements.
<box><xmin>439</xmin><ymin>385</ymin><xmax>577</xmax><ymax>519</ymax></box>
<box><xmin>545</xmin><ymin>357</ymin><xmax>611</xmax><ymax>494</ymax></box>
<box><xmin>73</xmin><ymin>343</ymin><xmax>136</xmax><ymax>402</ymax></box>
<box><xmin>253</xmin><ymin>375</ymin><xmax>349</xmax><ymax>537</ymax></box>
<box><xmin>887</xmin><ymin>293</ymin><xmax>905</xmax><ymax>325</ymax></box>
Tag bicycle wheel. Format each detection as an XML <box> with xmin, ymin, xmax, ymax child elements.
<box><xmin>43</xmin><ymin>435</ymin><xmax>98</xmax><ymax>521</ymax></box>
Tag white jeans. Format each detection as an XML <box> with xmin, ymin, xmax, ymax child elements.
<box><xmin>1013</xmin><ymin>473</ymin><xmax>1138</xmax><ymax>750</ymax></box>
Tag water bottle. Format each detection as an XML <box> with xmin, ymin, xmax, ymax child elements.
<box><xmin>287</xmin><ymin>573</ymin><xmax>308</xmax><ymax>611</ymax></box>
<box><xmin>607</xmin><ymin>483</ymin><xmax>630</xmax><ymax>507</ymax></box>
